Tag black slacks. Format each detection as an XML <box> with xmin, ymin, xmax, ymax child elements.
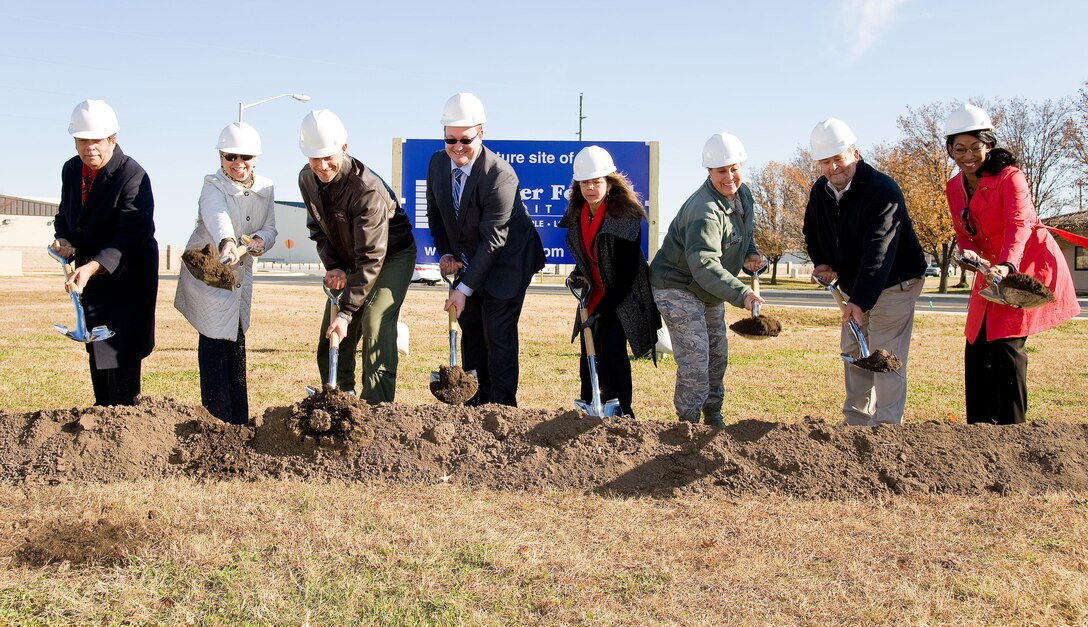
<box><xmin>965</xmin><ymin>318</ymin><xmax>1028</xmax><ymax>425</ymax></box>
<box><xmin>578</xmin><ymin>310</ymin><xmax>634</xmax><ymax>417</ymax></box>
<box><xmin>458</xmin><ymin>288</ymin><xmax>527</xmax><ymax>407</ymax></box>
<box><xmin>198</xmin><ymin>327</ymin><xmax>249</xmax><ymax>425</ymax></box>
<box><xmin>88</xmin><ymin>352</ymin><xmax>141</xmax><ymax>407</ymax></box>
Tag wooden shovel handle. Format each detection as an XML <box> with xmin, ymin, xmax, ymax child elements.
<box><xmin>579</xmin><ymin>306</ymin><xmax>597</xmax><ymax>358</ymax></box>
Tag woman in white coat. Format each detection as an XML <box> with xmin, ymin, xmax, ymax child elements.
<box><xmin>175</xmin><ymin>122</ymin><xmax>277</xmax><ymax>424</ymax></box>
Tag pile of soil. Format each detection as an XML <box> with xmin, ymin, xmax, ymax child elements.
<box><xmin>2</xmin><ymin>395</ymin><xmax>1087</xmax><ymax>499</ymax></box>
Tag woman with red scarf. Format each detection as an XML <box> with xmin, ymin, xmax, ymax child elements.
<box><xmin>943</xmin><ymin>103</ymin><xmax>1081</xmax><ymax>424</ymax></box>
<box><xmin>559</xmin><ymin>146</ymin><xmax>660</xmax><ymax>417</ymax></box>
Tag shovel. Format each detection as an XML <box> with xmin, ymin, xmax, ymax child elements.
<box><xmin>956</xmin><ymin>254</ymin><xmax>1054</xmax><ymax>310</ymax></box>
<box><xmin>567</xmin><ymin>276</ymin><xmax>622</xmax><ymax>418</ymax></box>
<box><xmin>46</xmin><ymin>246</ymin><xmax>114</xmax><ymax>343</ymax></box>
<box><xmin>812</xmin><ymin>275</ymin><xmax>901</xmax><ymax>373</ymax></box>
<box><xmin>429</xmin><ymin>270</ymin><xmax>479</xmax><ymax>405</ymax></box>
<box><xmin>306</xmin><ymin>285</ymin><xmax>344</xmax><ymax>397</ymax></box>
<box><xmin>729</xmin><ymin>263</ymin><xmax>781</xmax><ymax>339</ymax></box>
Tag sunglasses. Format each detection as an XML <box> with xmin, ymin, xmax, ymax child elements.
<box><xmin>221</xmin><ymin>153</ymin><xmax>255</xmax><ymax>162</ymax></box>
<box><xmin>444</xmin><ymin>132</ymin><xmax>480</xmax><ymax>145</ymax></box>
<box><xmin>961</xmin><ymin>206</ymin><xmax>977</xmax><ymax>237</ymax></box>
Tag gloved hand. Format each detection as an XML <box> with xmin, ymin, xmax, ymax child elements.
<box><xmin>568</xmin><ymin>273</ymin><xmax>587</xmax><ymax>292</ymax></box>
<box><xmin>579</xmin><ymin>312</ymin><xmax>601</xmax><ymax>334</ymax></box>
<box><xmin>570</xmin><ymin>311</ymin><xmax>600</xmax><ymax>343</ymax></box>
<box><xmin>247</xmin><ymin>235</ymin><xmax>266</xmax><ymax>256</ymax></box>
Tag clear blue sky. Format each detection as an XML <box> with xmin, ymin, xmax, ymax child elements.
<box><xmin>3</xmin><ymin>0</ymin><xmax>1086</xmax><ymax>247</ymax></box>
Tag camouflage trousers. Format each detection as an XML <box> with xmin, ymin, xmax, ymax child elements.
<box><xmin>652</xmin><ymin>287</ymin><xmax>727</xmax><ymax>423</ymax></box>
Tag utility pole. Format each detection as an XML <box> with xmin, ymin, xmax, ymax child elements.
<box><xmin>578</xmin><ymin>93</ymin><xmax>587</xmax><ymax>141</ymax></box>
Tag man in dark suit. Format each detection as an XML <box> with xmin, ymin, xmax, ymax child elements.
<box><xmin>426</xmin><ymin>92</ymin><xmax>546</xmax><ymax>406</ymax></box>
<box><xmin>51</xmin><ymin>99</ymin><xmax>158</xmax><ymax>406</ymax></box>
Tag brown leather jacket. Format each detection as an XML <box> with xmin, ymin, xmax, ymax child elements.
<box><xmin>299</xmin><ymin>155</ymin><xmax>414</xmax><ymax>315</ymax></box>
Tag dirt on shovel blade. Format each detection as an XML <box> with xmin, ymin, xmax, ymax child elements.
<box><xmin>729</xmin><ymin>315</ymin><xmax>782</xmax><ymax>337</ymax></box>
<box><xmin>853</xmin><ymin>349</ymin><xmax>902</xmax><ymax>373</ymax></box>
<box><xmin>1000</xmin><ymin>273</ymin><xmax>1055</xmax><ymax>308</ymax></box>
<box><xmin>181</xmin><ymin>244</ymin><xmax>234</xmax><ymax>290</ymax></box>
<box><xmin>430</xmin><ymin>365</ymin><xmax>478</xmax><ymax>405</ymax></box>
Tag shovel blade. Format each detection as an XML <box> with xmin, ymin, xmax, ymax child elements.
<box><xmin>574</xmin><ymin>398</ymin><xmax>624</xmax><ymax>418</ymax></box>
<box><xmin>603</xmin><ymin>399</ymin><xmax>623</xmax><ymax>417</ymax></box>
<box><xmin>87</xmin><ymin>326</ymin><xmax>114</xmax><ymax>342</ymax></box>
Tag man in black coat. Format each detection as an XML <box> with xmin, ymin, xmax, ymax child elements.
<box><xmin>426</xmin><ymin>93</ymin><xmax>545</xmax><ymax>406</ymax></box>
<box><xmin>51</xmin><ymin>100</ymin><xmax>158</xmax><ymax>406</ymax></box>
<box><xmin>803</xmin><ymin>118</ymin><xmax>926</xmax><ymax>426</ymax></box>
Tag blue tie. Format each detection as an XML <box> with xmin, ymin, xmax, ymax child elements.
<box><xmin>452</xmin><ymin>169</ymin><xmax>464</xmax><ymax>215</ymax></box>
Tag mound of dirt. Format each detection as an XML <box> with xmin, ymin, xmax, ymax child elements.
<box><xmin>2</xmin><ymin>395</ymin><xmax>1087</xmax><ymax>499</ymax></box>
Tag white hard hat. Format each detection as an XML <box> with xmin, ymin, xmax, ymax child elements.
<box><xmin>701</xmin><ymin>132</ymin><xmax>748</xmax><ymax>168</ymax></box>
<box><xmin>942</xmin><ymin>103</ymin><xmax>994</xmax><ymax>137</ymax></box>
<box><xmin>440</xmin><ymin>92</ymin><xmax>486</xmax><ymax>127</ymax></box>
<box><xmin>68</xmin><ymin>99</ymin><xmax>120</xmax><ymax>139</ymax></box>
<box><xmin>217</xmin><ymin>122</ymin><xmax>262</xmax><ymax>156</ymax></box>
<box><xmin>809</xmin><ymin>118</ymin><xmax>857</xmax><ymax>160</ymax></box>
<box><xmin>299</xmin><ymin>109</ymin><xmax>347</xmax><ymax>158</ymax></box>
<box><xmin>572</xmin><ymin>146</ymin><xmax>617</xmax><ymax>181</ymax></box>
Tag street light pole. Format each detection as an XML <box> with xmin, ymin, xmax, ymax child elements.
<box><xmin>238</xmin><ymin>93</ymin><xmax>311</xmax><ymax>122</ymax></box>
<box><xmin>577</xmin><ymin>93</ymin><xmax>587</xmax><ymax>141</ymax></box>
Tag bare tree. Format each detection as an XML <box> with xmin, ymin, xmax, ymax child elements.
<box><xmin>979</xmin><ymin>96</ymin><xmax>1075</xmax><ymax>216</ymax></box>
<box><xmin>870</xmin><ymin>102</ymin><xmax>958</xmax><ymax>292</ymax></box>
<box><xmin>748</xmin><ymin>153</ymin><xmax>811</xmax><ymax>283</ymax></box>
<box><xmin>1065</xmin><ymin>80</ymin><xmax>1088</xmax><ymax>211</ymax></box>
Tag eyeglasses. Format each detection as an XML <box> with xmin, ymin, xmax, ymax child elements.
<box><xmin>444</xmin><ymin>132</ymin><xmax>480</xmax><ymax>145</ymax></box>
<box><xmin>961</xmin><ymin>206</ymin><xmax>977</xmax><ymax>237</ymax></box>
<box><xmin>221</xmin><ymin>153</ymin><xmax>255</xmax><ymax>162</ymax></box>
<box><xmin>951</xmin><ymin>143</ymin><xmax>986</xmax><ymax>158</ymax></box>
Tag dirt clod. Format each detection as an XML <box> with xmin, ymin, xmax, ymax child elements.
<box><xmin>1000</xmin><ymin>273</ymin><xmax>1055</xmax><ymax>308</ymax></box>
<box><xmin>729</xmin><ymin>315</ymin><xmax>782</xmax><ymax>338</ymax></box>
<box><xmin>181</xmin><ymin>244</ymin><xmax>234</xmax><ymax>290</ymax></box>
<box><xmin>429</xmin><ymin>365</ymin><xmax>479</xmax><ymax>405</ymax></box>
<box><xmin>853</xmin><ymin>349</ymin><xmax>902</xmax><ymax>372</ymax></box>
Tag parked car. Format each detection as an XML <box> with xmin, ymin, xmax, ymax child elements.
<box><xmin>411</xmin><ymin>263</ymin><xmax>441</xmax><ymax>286</ymax></box>
<box><xmin>924</xmin><ymin>264</ymin><xmax>941</xmax><ymax>277</ymax></box>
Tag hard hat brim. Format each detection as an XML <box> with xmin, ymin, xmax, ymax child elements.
<box><xmin>300</xmin><ymin>145</ymin><xmax>342</xmax><ymax>159</ymax></box>
<box><xmin>69</xmin><ymin>128</ymin><xmax>118</xmax><ymax>140</ymax></box>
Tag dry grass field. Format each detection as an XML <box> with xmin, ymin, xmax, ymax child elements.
<box><xmin>1</xmin><ymin>274</ymin><xmax>1087</xmax><ymax>624</ymax></box>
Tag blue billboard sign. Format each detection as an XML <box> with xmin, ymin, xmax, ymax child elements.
<box><xmin>399</xmin><ymin>140</ymin><xmax>651</xmax><ymax>265</ymax></box>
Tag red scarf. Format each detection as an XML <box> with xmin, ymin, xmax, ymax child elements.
<box><xmin>81</xmin><ymin>164</ymin><xmax>99</xmax><ymax>204</ymax></box>
<box><xmin>579</xmin><ymin>201</ymin><xmax>607</xmax><ymax>313</ymax></box>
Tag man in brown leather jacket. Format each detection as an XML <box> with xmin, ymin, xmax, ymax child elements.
<box><xmin>298</xmin><ymin>109</ymin><xmax>416</xmax><ymax>404</ymax></box>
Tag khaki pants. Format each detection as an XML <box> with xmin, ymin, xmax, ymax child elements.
<box><xmin>841</xmin><ymin>278</ymin><xmax>923</xmax><ymax>425</ymax></box>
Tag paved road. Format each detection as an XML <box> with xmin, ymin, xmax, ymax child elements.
<box><xmin>236</xmin><ymin>272</ymin><xmax>1088</xmax><ymax>318</ymax></box>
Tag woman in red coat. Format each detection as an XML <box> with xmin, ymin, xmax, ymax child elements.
<box><xmin>942</xmin><ymin>103</ymin><xmax>1080</xmax><ymax>424</ymax></box>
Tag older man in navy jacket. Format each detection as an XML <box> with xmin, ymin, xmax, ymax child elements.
<box><xmin>803</xmin><ymin>118</ymin><xmax>926</xmax><ymax>426</ymax></box>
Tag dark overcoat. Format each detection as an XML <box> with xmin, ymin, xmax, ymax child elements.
<box><xmin>55</xmin><ymin>146</ymin><xmax>158</xmax><ymax>368</ymax></box>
